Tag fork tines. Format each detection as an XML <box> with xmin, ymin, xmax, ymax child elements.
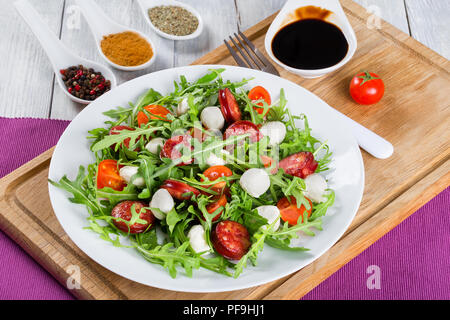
<box><xmin>224</xmin><ymin>30</ymin><xmax>279</xmax><ymax>76</ymax></box>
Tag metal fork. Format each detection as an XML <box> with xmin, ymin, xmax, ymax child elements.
<box><xmin>224</xmin><ymin>30</ymin><xmax>279</xmax><ymax>76</ymax></box>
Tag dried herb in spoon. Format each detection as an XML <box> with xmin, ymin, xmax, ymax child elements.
<box><xmin>148</xmin><ymin>5</ymin><xmax>199</xmax><ymax>36</ymax></box>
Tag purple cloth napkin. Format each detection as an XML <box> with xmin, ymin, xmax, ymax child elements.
<box><xmin>0</xmin><ymin>117</ymin><xmax>448</xmax><ymax>300</ymax></box>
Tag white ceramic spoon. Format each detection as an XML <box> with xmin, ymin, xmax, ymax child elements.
<box><xmin>14</xmin><ymin>0</ymin><xmax>117</xmax><ymax>105</ymax></box>
<box><xmin>75</xmin><ymin>0</ymin><xmax>157</xmax><ymax>71</ymax></box>
<box><xmin>137</xmin><ymin>0</ymin><xmax>204</xmax><ymax>41</ymax></box>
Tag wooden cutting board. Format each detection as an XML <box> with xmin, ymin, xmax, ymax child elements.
<box><xmin>0</xmin><ymin>0</ymin><xmax>449</xmax><ymax>300</ymax></box>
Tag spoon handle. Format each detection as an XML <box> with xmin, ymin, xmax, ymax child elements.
<box><xmin>75</xmin><ymin>0</ymin><xmax>118</xmax><ymax>41</ymax></box>
<box><xmin>14</xmin><ymin>0</ymin><xmax>73</xmax><ymax>70</ymax></box>
<box><xmin>332</xmin><ymin>108</ymin><xmax>394</xmax><ymax>159</ymax></box>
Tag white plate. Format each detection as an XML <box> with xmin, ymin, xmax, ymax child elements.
<box><xmin>48</xmin><ymin>65</ymin><xmax>364</xmax><ymax>293</ymax></box>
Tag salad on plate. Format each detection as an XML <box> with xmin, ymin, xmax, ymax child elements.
<box><xmin>50</xmin><ymin>69</ymin><xmax>335</xmax><ymax>279</ymax></box>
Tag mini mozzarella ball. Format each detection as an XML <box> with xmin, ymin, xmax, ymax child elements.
<box><xmin>145</xmin><ymin>137</ymin><xmax>166</xmax><ymax>154</ymax></box>
<box><xmin>150</xmin><ymin>189</ymin><xmax>174</xmax><ymax>220</ymax></box>
<box><xmin>200</xmin><ymin>106</ymin><xmax>225</xmax><ymax>130</ymax></box>
<box><xmin>177</xmin><ymin>97</ymin><xmax>189</xmax><ymax>116</ymax></box>
<box><xmin>259</xmin><ymin>121</ymin><xmax>287</xmax><ymax>146</ymax></box>
<box><xmin>239</xmin><ymin>168</ymin><xmax>270</xmax><ymax>198</ymax></box>
<box><xmin>119</xmin><ymin>166</ymin><xmax>145</xmax><ymax>188</ymax></box>
<box><xmin>206</xmin><ymin>150</ymin><xmax>230</xmax><ymax>167</ymax></box>
<box><xmin>304</xmin><ymin>173</ymin><xmax>328</xmax><ymax>203</ymax></box>
<box><xmin>187</xmin><ymin>225</ymin><xmax>211</xmax><ymax>254</ymax></box>
<box><xmin>256</xmin><ymin>205</ymin><xmax>280</xmax><ymax>231</ymax></box>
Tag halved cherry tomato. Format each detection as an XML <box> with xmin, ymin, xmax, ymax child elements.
<box><xmin>96</xmin><ymin>159</ymin><xmax>126</xmax><ymax>191</ymax></box>
<box><xmin>137</xmin><ymin>105</ymin><xmax>171</xmax><ymax>127</ymax></box>
<box><xmin>203</xmin><ymin>194</ymin><xmax>227</xmax><ymax>222</ymax></box>
<box><xmin>278</xmin><ymin>151</ymin><xmax>318</xmax><ymax>179</ymax></box>
<box><xmin>219</xmin><ymin>88</ymin><xmax>241</xmax><ymax>123</ymax></box>
<box><xmin>160</xmin><ymin>135</ymin><xmax>194</xmax><ymax>166</ymax></box>
<box><xmin>260</xmin><ymin>155</ymin><xmax>278</xmax><ymax>174</ymax></box>
<box><xmin>224</xmin><ymin>120</ymin><xmax>263</xmax><ymax>145</ymax></box>
<box><xmin>111</xmin><ymin>200</ymin><xmax>155</xmax><ymax>234</ymax></box>
<box><xmin>349</xmin><ymin>71</ymin><xmax>385</xmax><ymax>105</ymax></box>
<box><xmin>277</xmin><ymin>196</ymin><xmax>313</xmax><ymax>226</ymax></box>
<box><xmin>160</xmin><ymin>179</ymin><xmax>200</xmax><ymax>200</ymax></box>
<box><xmin>248</xmin><ymin>86</ymin><xmax>271</xmax><ymax>116</ymax></box>
<box><xmin>202</xmin><ymin>165</ymin><xmax>233</xmax><ymax>193</ymax></box>
<box><xmin>211</xmin><ymin>220</ymin><xmax>251</xmax><ymax>260</ymax></box>
<box><xmin>109</xmin><ymin>125</ymin><xmax>140</xmax><ymax>151</ymax></box>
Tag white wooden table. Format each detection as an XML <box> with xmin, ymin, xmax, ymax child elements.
<box><xmin>1</xmin><ymin>0</ymin><xmax>448</xmax><ymax>120</ymax></box>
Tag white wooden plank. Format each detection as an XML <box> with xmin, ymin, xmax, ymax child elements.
<box><xmin>50</xmin><ymin>0</ymin><xmax>175</xmax><ymax>120</ymax></box>
<box><xmin>173</xmin><ymin>0</ymin><xmax>238</xmax><ymax>67</ymax></box>
<box><xmin>353</xmin><ymin>0</ymin><xmax>409</xmax><ymax>35</ymax></box>
<box><xmin>235</xmin><ymin>0</ymin><xmax>286</xmax><ymax>30</ymax></box>
<box><xmin>236</xmin><ymin>0</ymin><xmax>410</xmax><ymax>35</ymax></box>
<box><xmin>0</xmin><ymin>0</ymin><xmax>64</xmax><ymax>118</ymax></box>
<box><xmin>405</xmin><ymin>0</ymin><xmax>450</xmax><ymax>59</ymax></box>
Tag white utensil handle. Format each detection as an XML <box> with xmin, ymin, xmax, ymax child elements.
<box><xmin>334</xmin><ymin>109</ymin><xmax>394</xmax><ymax>159</ymax></box>
<box><xmin>14</xmin><ymin>0</ymin><xmax>72</xmax><ymax>69</ymax></box>
<box><xmin>75</xmin><ymin>0</ymin><xmax>116</xmax><ymax>41</ymax></box>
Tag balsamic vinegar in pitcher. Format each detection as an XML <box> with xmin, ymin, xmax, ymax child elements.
<box><xmin>271</xmin><ymin>18</ymin><xmax>349</xmax><ymax>70</ymax></box>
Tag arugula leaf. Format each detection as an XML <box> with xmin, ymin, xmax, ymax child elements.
<box><xmin>265</xmin><ymin>236</ymin><xmax>309</xmax><ymax>251</ymax></box>
<box><xmin>242</xmin><ymin>210</ymin><xmax>268</xmax><ymax>235</ymax></box>
<box><xmin>49</xmin><ymin>166</ymin><xmax>103</xmax><ymax>216</ymax></box>
<box><xmin>91</xmin><ymin>126</ymin><xmax>164</xmax><ymax>152</ymax></box>
<box><xmin>310</xmin><ymin>191</ymin><xmax>335</xmax><ymax>220</ymax></box>
<box><xmin>136</xmin><ymin>228</ymin><xmax>158</xmax><ymax>250</ymax></box>
<box><xmin>136</xmin><ymin>242</ymin><xmax>200</xmax><ymax>278</ymax></box>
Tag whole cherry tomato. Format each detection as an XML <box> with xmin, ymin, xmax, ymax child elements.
<box><xmin>248</xmin><ymin>86</ymin><xmax>271</xmax><ymax>116</ymax></box>
<box><xmin>349</xmin><ymin>71</ymin><xmax>385</xmax><ymax>105</ymax></box>
<box><xmin>96</xmin><ymin>159</ymin><xmax>126</xmax><ymax>191</ymax></box>
<box><xmin>137</xmin><ymin>105</ymin><xmax>171</xmax><ymax>126</ymax></box>
<box><xmin>277</xmin><ymin>196</ymin><xmax>313</xmax><ymax>225</ymax></box>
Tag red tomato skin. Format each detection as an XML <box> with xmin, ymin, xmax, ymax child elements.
<box><xmin>224</xmin><ymin>120</ymin><xmax>263</xmax><ymax>144</ymax></box>
<box><xmin>160</xmin><ymin>135</ymin><xmax>193</xmax><ymax>166</ymax></box>
<box><xmin>160</xmin><ymin>179</ymin><xmax>200</xmax><ymax>200</ymax></box>
<box><xmin>202</xmin><ymin>166</ymin><xmax>233</xmax><ymax>194</ymax></box>
<box><xmin>349</xmin><ymin>72</ymin><xmax>385</xmax><ymax>105</ymax></box>
<box><xmin>219</xmin><ymin>88</ymin><xmax>242</xmax><ymax>123</ymax></box>
<box><xmin>277</xmin><ymin>196</ymin><xmax>313</xmax><ymax>225</ymax></box>
<box><xmin>96</xmin><ymin>159</ymin><xmax>126</xmax><ymax>191</ymax></box>
<box><xmin>137</xmin><ymin>105</ymin><xmax>171</xmax><ymax>127</ymax></box>
<box><xmin>109</xmin><ymin>125</ymin><xmax>141</xmax><ymax>151</ymax></box>
<box><xmin>111</xmin><ymin>200</ymin><xmax>155</xmax><ymax>234</ymax></box>
<box><xmin>261</xmin><ymin>155</ymin><xmax>278</xmax><ymax>175</ymax></box>
<box><xmin>203</xmin><ymin>194</ymin><xmax>227</xmax><ymax>222</ymax></box>
<box><xmin>248</xmin><ymin>86</ymin><xmax>271</xmax><ymax>116</ymax></box>
<box><xmin>279</xmin><ymin>151</ymin><xmax>318</xmax><ymax>179</ymax></box>
<box><xmin>211</xmin><ymin>220</ymin><xmax>251</xmax><ymax>260</ymax></box>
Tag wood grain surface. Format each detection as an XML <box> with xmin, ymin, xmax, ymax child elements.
<box><xmin>0</xmin><ymin>0</ymin><xmax>448</xmax><ymax>300</ymax></box>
